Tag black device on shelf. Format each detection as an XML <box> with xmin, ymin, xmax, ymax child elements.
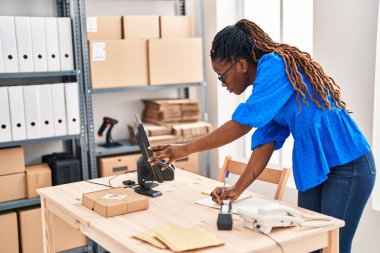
<box><xmin>42</xmin><ymin>152</ymin><xmax>82</xmax><ymax>185</ymax></box>
<box><xmin>133</xmin><ymin>114</ymin><xmax>175</xmax><ymax>197</ymax></box>
<box><xmin>97</xmin><ymin>117</ymin><xmax>121</xmax><ymax>148</ymax></box>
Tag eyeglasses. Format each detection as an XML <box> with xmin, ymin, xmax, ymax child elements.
<box><xmin>218</xmin><ymin>61</ymin><xmax>236</xmax><ymax>83</ymax></box>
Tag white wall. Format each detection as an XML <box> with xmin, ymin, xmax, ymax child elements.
<box><xmin>313</xmin><ymin>1</ymin><xmax>380</xmax><ymax>252</ymax></box>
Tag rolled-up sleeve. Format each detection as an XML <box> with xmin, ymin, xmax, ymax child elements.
<box><xmin>251</xmin><ymin>120</ymin><xmax>290</xmax><ymax>151</ymax></box>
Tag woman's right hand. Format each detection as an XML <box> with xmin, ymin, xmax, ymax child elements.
<box><xmin>148</xmin><ymin>143</ymin><xmax>191</xmax><ymax>170</ymax></box>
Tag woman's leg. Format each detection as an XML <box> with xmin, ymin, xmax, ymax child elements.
<box><xmin>298</xmin><ymin>183</ymin><xmax>323</xmax><ymax>253</ymax></box>
<box><xmin>321</xmin><ymin>151</ymin><xmax>376</xmax><ymax>253</ymax></box>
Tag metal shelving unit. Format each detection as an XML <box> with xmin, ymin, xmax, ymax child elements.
<box><xmin>79</xmin><ymin>0</ymin><xmax>209</xmax><ymax>182</ymax></box>
<box><xmin>0</xmin><ymin>0</ymin><xmax>92</xmax><ymax>252</ymax></box>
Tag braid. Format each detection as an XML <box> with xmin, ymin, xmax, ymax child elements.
<box><xmin>211</xmin><ymin>19</ymin><xmax>348</xmax><ymax>112</ymax></box>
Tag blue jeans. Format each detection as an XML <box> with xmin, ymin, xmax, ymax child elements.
<box><xmin>298</xmin><ymin>151</ymin><xmax>376</xmax><ymax>253</ymax></box>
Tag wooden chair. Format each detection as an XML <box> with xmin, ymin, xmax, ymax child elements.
<box><xmin>218</xmin><ymin>156</ymin><xmax>290</xmax><ymax>201</ymax></box>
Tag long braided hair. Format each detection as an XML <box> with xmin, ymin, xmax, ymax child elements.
<box><xmin>210</xmin><ymin>19</ymin><xmax>347</xmax><ymax>112</ymax></box>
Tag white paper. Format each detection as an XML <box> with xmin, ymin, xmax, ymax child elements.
<box><xmin>87</xmin><ymin>17</ymin><xmax>98</xmax><ymax>32</ymax></box>
<box><xmin>195</xmin><ymin>196</ymin><xmax>275</xmax><ymax>214</ymax></box>
<box><xmin>102</xmin><ymin>194</ymin><xmax>128</xmax><ymax>200</ymax></box>
<box><xmin>92</xmin><ymin>42</ymin><xmax>106</xmax><ymax>61</ymax></box>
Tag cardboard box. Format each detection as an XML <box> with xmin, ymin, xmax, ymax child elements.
<box><xmin>87</xmin><ymin>16</ymin><xmax>122</xmax><ymax>40</ymax></box>
<box><xmin>25</xmin><ymin>163</ymin><xmax>52</xmax><ymax>198</ymax></box>
<box><xmin>98</xmin><ymin>154</ymin><xmax>140</xmax><ymax>177</ymax></box>
<box><xmin>0</xmin><ymin>146</ymin><xmax>25</xmax><ymax>176</ymax></box>
<box><xmin>89</xmin><ymin>39</ymin><xmax>149</xmax><ymax>89</ymax></box>
<box><xmin>148</xmin><ymin>38</ymin><xmax>203</xmax><ymax>85</ymax></box>
<box><xmin>173</xmin><ymin>153</ymin><xmax>198</xmax><ymax>174</ymax></box>
<box><xmin>82</xmin><ymin>187</ymin><xmax>149</xmax><ymax>218</ymax></box>
<box><xmin>160</xmin><ymin>16</ymin><xmax>192</xmax><ymax>38</ymax></box>
<box><xmin>0</xmin><ymin>211</ymin><xmax>19</xmax><ymax>253</ymax></box>
<box><xmin>18</xmin><ymin>207</ymin><xmax>87</xmax><ymax>253</ymax></box>
<box><xmin>0</xmin><ymin>172</ymin><xmax>26</xmax><ymax>202</ymax></box>
<box><xmin>123</xmin><ymin>16</ymin><xmax>159</xmax><ymax>39</ymax></box>
<box><xmin>54</xmin><ymin>214</ymin><xmax>87</xmax><ymax>252</ymax></box>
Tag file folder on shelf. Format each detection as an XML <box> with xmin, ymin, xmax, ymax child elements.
<box><xmin>37</xmin><ymin>84</ymin><xmax>55</xmax><ymax>137</ymax></box>
<box><xmin>57</xmin><ymin>17</ymin><xmax>74</xmax><ymax>71</ymax></box>
<box><xmin>0</xmin><ymin>87</ymin><xmax>12</xmax><ymax>142</ymax></box>
<box><xmin>44</xmin><ymin>17</ymin><xmax>61</xmax><ymax>71</ymax></box>
<box><xmin>8</xmin><ymin>86</ymin><xmax>27</xmax><ymax>141</ymax></box>
<box><xmin>15</xmin><ymin>17</ymin><xmax>34</xmax><ymax>72</ymax></box>
<box><xmin>65</xmin><ymin>83</ymin><xmax>80</xmax><ymax>135</ymax></box>
<box><xmin>30</xmin><ymin>17</ymin><xmax>48</xmax><ymax>72</ymax></box>
<box><xmin>0</xmin><ymin>37</ymin><xmax>4</xmax><ymax>73</ymax></box>
<box><xmin>0</xmin><ymin>16</ymin><xmax>19</xmax><ymax>73</ymax></box>
<box><xmin>23</xmin><ymin>85</ymin><xmax>41</xmax><ymax>139</ymax></box>
<box><xmin>51</xmin><ymin>83</ymin><xmax>67</xmax><ymax>136</ymax></box>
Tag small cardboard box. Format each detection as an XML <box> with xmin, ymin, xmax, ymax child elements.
<box><xmin>123</xmin><ymin>16</ymin><xmax>159</xmax><ymax>39</ymax></box>
<box><xmin>0</xmin><ymin>146</ymin><xmax>25</xmax><ymax>176</ymax></box>
<box><xmin>173</xmin><ymin>153</ymin><xmax>198</xmax><ymax>174</ymax></box>
<box><xmin>148</xmin><ymin>38</ymin><xmax>203</xmax><ymax>85</ymax></box>
<box><xmin>0</xmin><ymin>172</ymin><xmax>26</xmax><ymax>202</ymax></box>
<box><xmin>98</xmin><ymin>154</ymin><xmax>140</xmax><ymax>177</ymax></box>
<box><xmin>25</xmin><ymin>163</ymin><xmax>52</xmax><ymax>198</ymax></box>
<box><xmin>87</xmin><ymin>16</ymin><xmax>122</xmax><ymax>40</ymax></box>
<box><xmin>82</xmin><ymin>187</ymin><xmax>149</xmax><ymax>218</ymax></box>
<box><xmin>89</xmin><ymin>39</ymin><xmax>149</xmax><ymax>89</ymax></box>
<box><xmin>18</xmin><ymin>207</ymin><xmax>86</xmax><ymax>253</ymax></box>
<box><xmin>0</xmin><ymin>211</ymin><xmax>19</xmax><ymax>253</ymax></box>
<box><xmin>160</xmin><ymin>16</ymin><xmax>192</xmax><ymax>38</ymax></box>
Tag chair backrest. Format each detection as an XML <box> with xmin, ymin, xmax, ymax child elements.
<box><xmin>218</xmin><ymin>156</ymin><xmax>290</xmax><ymax>201</ymax></box>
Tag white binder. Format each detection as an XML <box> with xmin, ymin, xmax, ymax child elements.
<box><xmin>44</xmin><ymin>17</ymin><xmax>61</xmax><ymax>71</ymax></box>
<box><xmin>30</xmin><ymin>17</ymin><xmax>48</xmax><ymax>72</ymax></box>
<box><xmin>51</xmin><ymin>83</ymin><xmax>67</xmax><ymax>136</ymax></box>
<box><xmin>64</xmin><ymin>82</ymin><xmax>80</xmax><ymax>135</ymax></box>
<box><xmin>0</xmin><ymin>36</ymin><xmax>4</xmax><ymax>72</ymax></box>
<box><xmin>57</xmin><ymin>18</ymin><xmax>74</xmax><ymax>71</ymax></box>
<box><xmin>15</xmin><ymin>17</ymin><xmax>34</xmax><ymax>72</ymax></box>
<box><xmin>37</xmin><ymin>84</ymin><xmax>55</xmax><ymax>137</ymax></box>
<box><xmin>0</xmin><ymin>16</ymin><xmax>19</xmax><ymax>72</ymax></box>
<box><xmin>0</xmin><ymin>87</ymin><xmax>12</xmax><ymax>142</ymax></box>
<box><xmin>8</xmin><ymin>86</ymin><xmax>27</xmax><ymax>141</ymax></box>
<box><xmin>23</xmin><ymin>85</ymin><xmax>41</xmax><ymax>139</ymax></box>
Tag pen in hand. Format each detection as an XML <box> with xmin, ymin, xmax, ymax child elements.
<box><xmin>220</xmin><ymin>170</ymin><xmax>230</xmax><ymax>202</ymax></box>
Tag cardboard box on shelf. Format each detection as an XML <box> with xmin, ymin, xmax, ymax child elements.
<box><xmin>82</xmin><ymin>187</ymin><xmax>149</xmax><ymax>218</ymax></box>
<box><xmin>148</xmin><ymin>38</ymin><xmax>203</xmax><ymax>85</ymax></box>
<box><xmin>87</xmin><ymin>16</ymin><xmax>122</xmax><ymax>40</ymax></box>
<box><xmin>123</xmin><ymin>15</ymin><xmax>159</xmax><ymax>39</ymax></box>
<box><xmin>0</xmin><ymin>146</ymin><xmax>25</xmax><ymax>176</ymax></box>
<box><xmin>0</xmin><ymin>172</ymin><xmax>26</xmax><ymax>202</ymax></box>
<box><xmin>18</xmin><ymin>207</ymin><xmax>87</xmax><ymax>253</ymax></box>
<box><xmin>89</xmin><ymin>39</ymin><xmax>149</xmax><ymax>89</ymax></box>
<box><xmin>25</xmin><ymin>163</ymin><xmax>52</xmax><ymax>198</ymax></box>
<box><xmin>173</xmin><ymin>153</ymin><xmax>198</xmax><ymax>174</ymax></box>
<box><xmin>98</xmin><ymin>154</ymin><xmax>140</xmax><ymax>177</ymax></box>
<box><xmin>160</xmin><ymin>16</ymin><xmax>192</xmax><ymax>38</ymax></box>
<box><xmin>0</xmin><ymin>211</ymin><xmax>19</xmax><ymax>253</ymax></box>
<box><xmin>172</xmin><ymin>121</ymin><xmax>212</xmax><ymax>142</ymax></box>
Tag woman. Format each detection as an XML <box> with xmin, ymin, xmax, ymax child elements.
<box><xmin>149</xmin><ymin>19</ymin><xmax>376</xmax><ymax>253</ymax></box>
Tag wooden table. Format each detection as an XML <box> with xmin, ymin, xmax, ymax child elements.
<box><xmin>38</xmin><ymin>169</ymin><xmax>344</xmax><ymax>253</ymax></box>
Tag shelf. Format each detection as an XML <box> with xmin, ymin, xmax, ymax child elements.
<box><xmin>61</xmin><ymin>246</ymin><xmax>89</xmax><ymax>253</ymax></box>
<box><xmin>0</xmin><ymin>135</ymin><xmax>81</xmax><ymax>148</ymax></box>
<box><xmin>0</xmin><ymin>198</ymin><xmax>40</xmax><ymax>212</ymax></box>
<box><xmin>95</xmin><ymin>139</ymin><xmax>140</xmax><ymax>157</ymax></box>
<box><xmin>0</xmin><ymin>70</ymin><xmax>78</xmax><ymax>79</ymax></box>
<box><xmin>91</xmin><ymin>82</ymin><xmax>205</xmax><ymax>94</ymax></box>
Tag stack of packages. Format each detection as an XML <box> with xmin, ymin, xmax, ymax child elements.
<box><xmin>128</xmin><ymin>99</ymin><xmax>212</xmax><ymax>145</ymax></box>
<box><xmin>142</xmin><ymin>99</ymin><xmax>200</xmax><ymax>125</ymax></box>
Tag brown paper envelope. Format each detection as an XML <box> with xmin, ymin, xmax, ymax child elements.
<box><xmin>154</xmin><ymin>224</ymin><xmax>224</xmax><ymax>252</ymax></box>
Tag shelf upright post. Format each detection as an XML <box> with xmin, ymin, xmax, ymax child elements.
<box><xmin>77</xmin><ymin>0</ymin><xmax>99</xmax><ymax>180</ymax></box>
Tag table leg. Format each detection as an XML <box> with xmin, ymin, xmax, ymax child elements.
<box><xmin>322</xmin><ymin>229</ymin><xmax>339</xmax><ymax>253</ymax></box>
<box><xmin>41</xmin><ymin>197</ymin><xmax>56</xmax><ymax>253</ymax></box>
